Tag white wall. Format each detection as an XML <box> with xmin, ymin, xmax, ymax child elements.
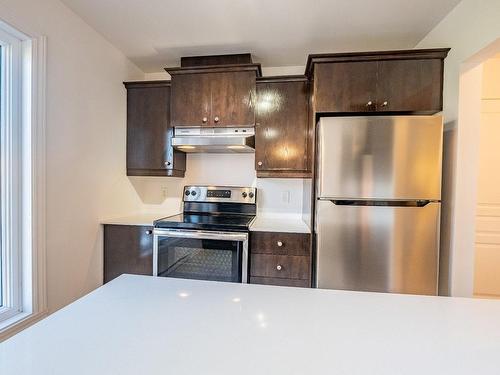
<box><xmin>416</xmin><ymin>0</ymin><xmax>500</xmax><ymax>296</ymax></box>
<box><xmin>474</xmin><ymin>57</ymin><xmax>500</xmax><ymax>298</ymax></box>
<box><xmin>0</xmin><ymin>0</ymin><xmax>145</xmax><ymax>312</ymax></box>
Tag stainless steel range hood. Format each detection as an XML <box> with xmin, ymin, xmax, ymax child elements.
<box><xmin>172</xmin><ymin>127</ymin><xmax>255</xmax><ymax>153</ymax></box>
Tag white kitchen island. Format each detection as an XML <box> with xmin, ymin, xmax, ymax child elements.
<box><xmin>1</xmin><ymin>275</ymin><xmax>500</xmax><ymax>374</ymax></box>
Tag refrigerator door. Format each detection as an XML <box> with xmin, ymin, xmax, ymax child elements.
<box><xmin>315</xmin><ymin>200</ymin><xmax>440</xmax><ymax>295</ymax></box>
<box><xmin>317</xmin><ymin>116</ymin><xmax>443</xmax><ymax>200</ymax></box>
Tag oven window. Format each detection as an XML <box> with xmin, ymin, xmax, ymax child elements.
<box><xmin>157</xmin><ymin>237</ymin><xmax>242</xmax><ymax>282</ymax></box>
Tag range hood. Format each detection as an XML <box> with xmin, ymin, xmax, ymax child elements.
<box><xmin>172</xmin><ymin>127</ymin><xmax>255</xmax><ymax>153</ymax></box>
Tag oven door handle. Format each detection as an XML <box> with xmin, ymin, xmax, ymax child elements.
<box><xmin>153</xmin><ymin>228</ymin><xmax>248</xmax><ymax>242</ymax></box>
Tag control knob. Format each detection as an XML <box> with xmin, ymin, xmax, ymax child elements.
<box><xmin>248</xmin><ymin>192</ymin><xmax>254</xmax><ymax>199</ymax></box>
<box><xmin>185</xmin><ymin>190</ymin><xmax>190</xmax><ymax>196</ymax></box>
<box><xmin>242</xmin><ymin>192</ymin><xmax>248</xmax><ymax>198</ymax></box>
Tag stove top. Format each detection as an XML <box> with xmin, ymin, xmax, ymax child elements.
<box><xmin>154</xmin><ymin>213</ymin><xmax>255</xmax><ymax>231</ymax></box>
<box><xmin>154</xmin><ymin>185</ymin><xmax>257</xmax><ymax>232</ymax></box>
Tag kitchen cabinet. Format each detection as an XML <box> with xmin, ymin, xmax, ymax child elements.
<box><xmin>255</xmin><ymin>76</ymin><xmax>311</xmax><ymax>178</ymax></box>
<box><xmin>103</xmin><ymin>225</ymin><xmax>153</xmax><ymax>283</ymax></box>
<box><xmin>167</xmin><ymin>65</ymin><xmax>260</xmax><ymax>127</ymax></box>
<box><xmin>124</xmin><ymin>81</ymin><xmax>185</xmax><ymax>177</ymax></box>
<box><xmin>307</xmin><ymin>49</ymin><xmax>450</xmax><ymax>114</ymax></box>
<box><xmin>249</xmin><ymin>231</ymin><xmax>311</xmax><ymax>287</ymax></box>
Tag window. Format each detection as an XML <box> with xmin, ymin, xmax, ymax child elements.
<box><xmin>0</xmin><ymin>19</ymin><xmax>46</xmax><ymax>337</ymax></box>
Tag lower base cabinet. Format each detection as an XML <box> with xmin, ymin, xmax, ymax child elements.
<box><xmin>103</xmin><ymin>225</ymin><xmax>153</xmax><ymax>283</ymax></box>
<box><xmin>249</xmin><ymin>231</ymin><xmax>311</xmax><ymax>287</ymax></box>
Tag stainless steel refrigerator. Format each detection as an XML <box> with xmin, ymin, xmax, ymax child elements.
<box><xmin>315</xmin><ymin>116</ymin><xmax>443</xmax><ymax>295</ymax></box>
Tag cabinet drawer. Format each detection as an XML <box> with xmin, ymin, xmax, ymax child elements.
<box><xmin>250</xmin><ymin>254</ymin><xmax>309</xmax><ymax>279</ymax></box>
<box><xmin>250</xmin><ymin>276</ymin><xmax>309</xmax><ymax>288</ymax></box>
<box><xmin>251</xmin><ymin>231</ymin><xmax>310</xmax><ymax>255</ymax></box>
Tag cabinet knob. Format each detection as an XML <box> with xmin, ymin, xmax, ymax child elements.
<box><xmin>165</xmin><ymin>161</ymin><xmax>171</xmax><ymax>166</ymax></box>
<box><xmin>146</xmin><ymin>230</ymin><xmax>153</xmax><ymax>235</ymax></box>
<box><xmin>202</xmin><ymin>117</ymin><xmax>208</xmax><ymax>123</ymax></box>
<box><xmin>277</xmin><ymin>241</ymin><xmax>283</xmax><ymax>247</ymax></box>
<box><xmin>381</xmin><ymin>101</ymin><xmax>389</xmax><ymax>107</ymax></box>
<box><xmin>366</xmin><ymin>101</ymin><xmax>373</xmax><ymax>107</ymax></box>
<box><xmin>257</xmin><ymin>161</ymin><xmax>263</xmax><ymax>166</ymax></box>
<box><xmin>276</xmin><ymin>264</ymin><xmax>283</xmax><ymax>271</ymax></box>
<box><xmin>214</xmin><ymin>116</ymin><xmax>220</xmax><ymax>123</ymax></box>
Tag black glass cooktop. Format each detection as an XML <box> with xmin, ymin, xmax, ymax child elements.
<box><xmin>154</xmin><ymin>213</ymin><xmax>255</xmax><ymax>231</ymax></box>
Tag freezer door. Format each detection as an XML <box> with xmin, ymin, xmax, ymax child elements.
<box><xmin>317</xmin><ymin>116</ymin><xmax>443</xmax><ymax>200</ymax></box>
<box><xmin>315</xmin><ymin>200</ymin><xmax>440</xmax><ymax>295</ymax></box>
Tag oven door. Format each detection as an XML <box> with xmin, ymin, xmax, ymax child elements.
<box><xmin>153</xmin><ymin>229</ymin><xmax>248</xmax><ymax>283</ymax></box>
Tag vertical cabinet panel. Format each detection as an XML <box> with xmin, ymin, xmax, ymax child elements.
<box><xmin>170</xmin><ymin>73</ymin><xmax>212</xmax><ymax>127</ymax></box>
<box><xmin>210</xmin><ymin>71</ymin><xmax>255</xmax><ymax>127</ymax></box>
<box><xmin>125</xmin><ymin>81</ymin><xmax>185</xmax><ymax>177</ymax></box>
<box><xmin>255</xmin><ymin>78</ymin><xmax>311</xmax><ymax>177</ymax></box>
<box><xmin>314</xmin><ymin>62</ymin><xmax>378</xmax><ymax>113</ymax></box>
<box><xmin>104</xmin><ymin>225</ymin><xmax>153</xmax><ymax>283</ymax></box>
<box><xmin>376</xmin><ymin>59</ymin><xmax>443</xmax><ymax>113</ymax></box>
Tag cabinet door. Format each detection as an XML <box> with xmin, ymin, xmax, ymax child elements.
<box><xmin>255</xmin><ymin>80</ymin><xmax>310</xmax><ymax>176</ymax></box>
<box><xmin>376</xmin><ymin>59</ymin><xmax>443</xmax><ymax>113</ymax></box>
<box><xmin>104</xmin><ymin>225</ymin><xmax>153</xmax><ymax>283</ymax></box>
<box><xmin>126</xmin><ymin>83</ymin><xmax>185</xmax><ymax>176</ymax></box>
<box><xmin>171</xmin><ymin>73</ymin><xmax>212</xmax><ymax>126</ymax></box>
<box><xmin>210</xmin><ymin>71</ymin><xmax>255</xmax><ymax>127</ymax></box>
<box><xmin>314</xmin><ymin>62</ymin><xmax>378</xmax><ymax>113</ymax></box>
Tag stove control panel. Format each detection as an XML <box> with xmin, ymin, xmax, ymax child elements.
<box><xmin>183</xmin><ymin>186</ymin><xmax>256</xmax><ymax>204</ymax></box>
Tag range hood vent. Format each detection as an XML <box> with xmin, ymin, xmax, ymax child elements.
<box><xmin>172</xmin><ymin>127</ymin><xmax>255</xmax><ymax>153</ymax></box>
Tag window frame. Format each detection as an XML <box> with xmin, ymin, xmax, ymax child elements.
<box><xmin>0</xmin><ymin>22</ymin><xmax>24</xmax><ymax>321</ymax></box>
<box><xmin>0</xmin><ymin>18</ymin><xmax>47</xmax><ymax>339</ymax></box>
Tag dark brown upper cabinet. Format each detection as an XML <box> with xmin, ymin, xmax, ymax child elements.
<box><xmin>167</xmin><ymin>64</ymin><xmax>261</xmax><ymax>127</ymax></box>
<box><xmin>306</xmin><ymin>49</ymin><xmax>450</xmax><ymax>114</ymax></box>
<box><xmin>255</xmin><ymin>76</ymin><xmax>311</xmax><ymax>178</ymax></box>
<box><xmin>124</xmin><ymin>81</ymin><xmax>185</xmax><ymax>177</ymax></box>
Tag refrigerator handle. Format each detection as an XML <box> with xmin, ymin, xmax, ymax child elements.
<box><xmin>326</xmin><ymin>199</ymin><xmax>432</xmax><ymax>207</ymax></box>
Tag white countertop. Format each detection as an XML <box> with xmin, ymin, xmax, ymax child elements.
<box><xmin>249</xmin><ymin>214</ymin><xmax>311</xmax><ymax>233</ymax></box>
<box><xmin>2</xmin><ymin>275</ymin><xmax>500</xmax><ymax>374</ymax></box>
<box><xmin>100</xmin><ymin>212</ymin><xmax>177</xmax><ymax>226</ymax></box>
<box><xmin>101</xmin><ymin>212</ymin><xmax>311</xmax><ymax>233</ymax></box>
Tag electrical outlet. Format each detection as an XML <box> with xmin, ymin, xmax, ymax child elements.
<box><xmin>161</xmin><ymin>186</ymin><xmax>168</xmax><ymax>198</ymax></box>
<box><xmin>281</xmin><ymin>191</ymin><xmax>290</xmax><ymax>204</ymax></box>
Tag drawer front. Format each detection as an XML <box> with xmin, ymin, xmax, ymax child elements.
<box><xmin>250</xmin><ymin>254</ymin><xmax>309</xmax><ymax>280</ymax></box>
<box><xmin>251</xmin><ymin>231</ymin><xmax>310</xmax><ymax>256</ymax></box>
<box><xmin>250</xmin><ymin>277</ymin><xmax>309</xmax><ymax>288</ymax></box>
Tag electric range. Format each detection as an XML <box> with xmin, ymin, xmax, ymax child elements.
<box><xmin>153</xmin><ymin>186</ymin><xmax>256</xmax><ymax>283</ymax></box>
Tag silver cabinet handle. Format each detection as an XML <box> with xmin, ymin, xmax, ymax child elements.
<box><xmin>146</xmin><ymin>230</ymin><xmax>152</xmax><ymax>235</ymax></box>
<box><xmin>214</xmin><ymin>116</ymin><xmax>220</xmax><ymax>123</ymax></box>
<box><xmin>276</xmin><ymin>265</ymin><xmax>283</xmax><ymax>271</ymax></box>
<box><xmin>277</xmin><ymin>241</ymin><xmax>283</xmax><ymax>247</ymax></box>
<box><xmin>202</xmin><ymin>117</ymin><xmax>208</xmax><ymax>123</ymax></box>
<box><xmin>164</xmin><ymin>161</ymin><xmax>171</xmax><ymax>166</ymax></box>
<box><xmin>257</xmin><ymin>161</ymin><xmax>263</xmax><ymax>166</ymax></box>
<box><xmin>366</xmin><ymin>101</ymin><xmax>373</xmax><ymax>107</ymax></box>
<box><xmin>381</xmin><ymin>101</ymin><xmax>388</xmax><ymax>107</ymax></box>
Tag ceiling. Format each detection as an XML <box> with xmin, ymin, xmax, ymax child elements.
<box><xmin>61</xmin><ymin>0</ymin><xmax>461</xmax><ymax>73</ymax></box>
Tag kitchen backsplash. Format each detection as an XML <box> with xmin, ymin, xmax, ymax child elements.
<box><xmin>129</xmin><ymin>153</ymin><xmax>308</xmax><ymax>217</ymax></box>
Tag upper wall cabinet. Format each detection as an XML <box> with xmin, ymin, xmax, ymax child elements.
<box><xmin>255</xmin><ymin>76</ymin><xmax>311</xmax><ymax>178</ymax></box>
<box><xmin>167</xmin><ymin>65</ymin><xmax>261</xmax><ymax>127</ymax></box>
<box><xmin>124</xmin><ymin>81</ymin><xmax>185</xmax><ymax>177</ymax></box>
<box><xmin>306</xmin><ymin>49</ymin><xmax>450</xmax><ymax>114</ymax></box>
